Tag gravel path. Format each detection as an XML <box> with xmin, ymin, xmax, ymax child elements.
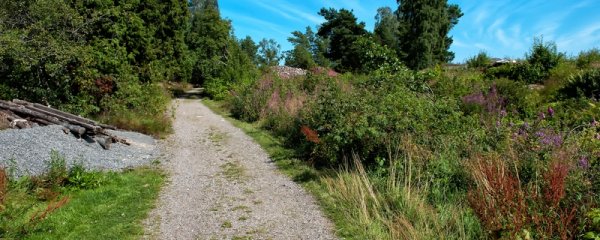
<box><xmin>145</xmin><ymin>99</ymin><xmax>336</xmax><ymax>240</ymax></box>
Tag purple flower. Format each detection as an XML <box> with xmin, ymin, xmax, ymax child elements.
<box><xmin>579</xmin><ymin>157</ymin><xmax>589</xmax><ymax>169</ymax></box>
<box><xmin>536</xmin><ymin>129</ymin><xmax>563</xmax><ymax>147</ymax></box>
<box><xmin>592</xmin><ymin>119</ymin><xmax>599</xmax><ymax>127</ymax></box>
<box><xmin>547</xmin><ymin>106</ymin><xmax>555</xmax><ymax>117</ymax></box>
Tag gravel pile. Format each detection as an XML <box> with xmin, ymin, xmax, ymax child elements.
<box><xmin>271</xmin><ymin>66</ymin><xmax>307</xmax><ymax>79</ymax></box>
<box><xmin>0</xmin><ymin>125</ymin><xmax>159</xmax><ymax>177</ymax></box>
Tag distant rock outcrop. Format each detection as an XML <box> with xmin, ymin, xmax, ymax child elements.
<box><xmin>270</xmin><ymin>66</ymin><xmax>339</xmax><ymax>79</ymax></box>
<box><xmin>270</xmin><ymin>66</ymin><xmax>307</xmax><ymax>79</ymax></box>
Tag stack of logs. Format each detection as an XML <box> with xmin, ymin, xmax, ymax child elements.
<box><xmin>0</xmin><ymin>99</ymin><xmax>128</xmax><ymax>149</ymax></box>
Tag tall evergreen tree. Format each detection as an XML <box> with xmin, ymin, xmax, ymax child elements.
<box><xmin>317</xmin><ymin>8</ymin><xmax>368</xmax><ymax>72</ymax></box>
<box><xmin>395</xmin><ymin>0</ymin><xmax>462</xmax><ymax>70</ymax></box>
<box><xmin>239</xmin><ymin>36</ymin><xmax>259</xmax><ymax>65</ymax></box>
<box><xmin>374</xmin><ymin>7</ymin><xmax>400</xmax><ymax>54</ymax></box>
<box><xmin>186</xmin><ymin>0</ymin><xmax>231</xmax><ymax>85</ymax></box>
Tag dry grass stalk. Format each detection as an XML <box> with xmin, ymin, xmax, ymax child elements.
<box><xmin>0</xmin><ymin>168</ymin><xmax>7</xmax><ymax>205</ymax></box>
<box><xmin>30</xmin><ymin>195</ymin><xmax>71</xmax><ymax>223</ymax></box>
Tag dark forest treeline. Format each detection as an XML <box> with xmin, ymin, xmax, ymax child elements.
<box><xmin>0</xmin><ymin>0</ymin><xmax>192</xmax><ymax>134</ymax></box>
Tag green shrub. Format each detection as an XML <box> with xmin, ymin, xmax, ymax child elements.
<box><xmin>67</xmin><ymin>165</ymin><xmax>104</xmax><ymax>190</ymax></box>
<box><xmin>494</xmin><ymin>78</ymin><xmax>539</xmax><ymax>117</ymax></box>
<box><xmin>576</xmin><ymin>48</ymin><xmax>600</xmax><ymax>69</ymax></box>
<box><xmin>486</xmin><ymin>62</ymin><xmax>545</xmax><ymax>84</ymax></box>
<box><xmin>585</xmin><ymin>208</ymin><xmax>600</xmax><ymax>239</ymax></box>
<box><xmin>526</xmin><ymin>37</ymin><xmax>564</xmax><ymax>75</ymax></box>
<box><xmin>559</xmin><ymin>69</ymin><xmax>600</xmax><ymax>100</ymax></box>
<box><xmin>98</xmin><ymin>82</ymin><xmax>172</xmax><ymax>137</ymax></box>
<box><xmin>466</xmin><ymin>51</ymin><xmax>491</xmax><ymax>69</ymax></box>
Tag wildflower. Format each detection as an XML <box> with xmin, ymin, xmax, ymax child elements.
<box><xmin>595</xmin><ymin>133</ymin><xmax>600</xmax><ymax>140</ymax></box>
<box><xmin>579</xmin><ymin>157</ymin><xmax>589</xmax><ymax>169</ymax></box>
<box><xmin>547</xmin><ymin>106</ymin><xmax>555</xmax><ymax>117</ymax></box>
<box><xmin>538</xmin><ymin>112</ymin><xmax>546</xmax><ymax>120</ymax></box>
<box><xmin>500</xmin><ymin>109</ymin><xmax>507</xmax><ymax>118</ymax></box>
<box><xmin>592</xmin><ymin>119</ymin><xmax>599</xmax><ymax>127</ymax></box>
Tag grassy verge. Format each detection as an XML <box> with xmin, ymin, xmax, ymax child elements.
<box><xmin>202</xmin><ymin>99</ymin><xmax>482</xmax><ymax>239</ymax></box>
<box><xmin>0</xmin><ymin>166</ymin><xmax>164</xmax><ymax>239</ymax></box>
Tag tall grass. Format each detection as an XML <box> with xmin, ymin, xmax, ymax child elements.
<box><xmin>97</xmin><ymin>83</ymin><xmax>173</xmax><ymax>138</ymax></box>
<box><xmin>321</xmin><ymin>141</ymin><xmax>482</xmax><ymax>240</ymax></box>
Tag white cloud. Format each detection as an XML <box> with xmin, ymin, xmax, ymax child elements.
<box><xmin>254</xmin><ymin>0</ymin><xmax>323</xmax><ymax>25</ymax></box>
<box><xmin>556</xmin><ymin>22</ymin><xmax>600</xmax><ymax>52</ymax></box>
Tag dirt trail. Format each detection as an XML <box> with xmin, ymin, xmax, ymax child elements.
<box><xmin>144</xmin><ymin>99</ymin><xmax>336</xmax><ymax>240</ymax></box>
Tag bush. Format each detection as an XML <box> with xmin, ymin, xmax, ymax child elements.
<box><xmin>527</xmin><ymin>37</ymin><xmax>564</xmax><ymax>75</ymax></box>
<box><xmin>486</xmin><ymin>62</ymin><xmax>545</xmax><ymax>84</ymax></box>
<box><xmin>559</xmin><ymin>69</ymin><xmax>600</xmax><ymax>100</ymax></box>
<box><xmin>584</xmin><ymin>208</ymin><xmax>600</xmax><ymax>239</ymax></box>
<box><xmin>98</xmin><ymin>81</ymin><xmax>172</xmax><ymax>137</ymax></box>
<box><xmin>576</xmin><ymin>48</ymin><xmax>600</xmax><ymax>69</ymax></box>
<box><xmin>466</xmin><ymin>51</ymin><xmax>492</xmax><ymax>69</ymax></box>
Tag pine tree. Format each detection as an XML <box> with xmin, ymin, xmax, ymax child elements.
<box><xmin>395</xmin><ymin>0</ymin><xmax>462</xmax><ymax>70</ymax></box>
<box><xmin>317</xmin><ymin>8</ymin><xmax>368</xmax><ymax>72</ymax></box>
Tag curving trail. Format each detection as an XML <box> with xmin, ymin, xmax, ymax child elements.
<box><xmin>144</xmin><ymin>98</ymin><xmax>336</xmax><ymax>240</ymax></box>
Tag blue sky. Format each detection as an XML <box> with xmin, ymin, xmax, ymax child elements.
<box><xmin>220</xmin><ymin>0</ymin><xmax>600</xmax><ymax>63</ymax></box>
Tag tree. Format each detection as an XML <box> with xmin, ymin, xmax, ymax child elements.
<box><xmin>351</xmin><ymin>36</ymin><xmax>403</xmax><ymax>73</ymax></box>
<box><xmin>526</xmin><ymin>37</ymin><xmax>564</xmax><ymax>74</ymax></box>
<box><xmin>257</xmin><ymin>38</ymin><xmax>281</xmax><ymax>69</ymax></box>
<box><xmin>285</xmin><ymin>26</ymin><xmax>330</xmax><ymax>69</ymax></box>
<box><xmin>317</xmin><ymin>8</ymin><xmax>368</xmax><ymax>72</ymax></box>
<box><xmin>240</xmin><ymin>36</ymin><xmax>258</xmax><ymax>64</ymax></box>
<box><xmin>285</xmin><ymin>27</ymin><xmax>317</xmax><ymax>69</ymax></box>
<box><xmin>395</xmin><ymin>0</ymin><xmax>463</xmax><ymax>70</ymax></box>
<box><xmin>374</xmin><ymin>7</ymin><xmax>400</xmax><ymax>54</ymax></box>
<box><xmin>186</xmin><ymin>0</ymin><xmax>231</xmax><ymax>85</ymax></box>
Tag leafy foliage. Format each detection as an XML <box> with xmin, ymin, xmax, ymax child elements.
<box><xmin>284</xmin><ymin>27</ymin><xmax>329</xmax><ymax>69</ymax></box>
<box><xmin>257</xmin><ymin>38</ymin><xmax>282</xmax><ymax>69</ymax></box>
<box><xmin>559</xmin><ymin>69</ymin><xmax>600</xmax><ymax>100</ymax></box>
<box><xmin>374</xmin><ymin>7</ymin><xmax>400</xmax><ymax>53</ymax></box>
<box><xmin>576</xmin><ymin>48</ymin><xmax>600</xmax><ymax>69</ymax></box>
<box><xmin>466</xmin><ymin>51</ymin><xmax>492</xmax><ymax>69</ymax></box>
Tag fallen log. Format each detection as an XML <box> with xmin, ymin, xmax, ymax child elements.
<box><xmin>99</xmin><ymin>130</ymin><xmax>130</xmax><ymax>146</ymax></box>
<box><xmin>20</xmin><ymin>104</ymin><xmax>102</xmax><ymax>133</ymax></box>
<box><xmin>0</xmin><ymin>101</ymin><xmax>62</xmax><ymax>125</ymax></box>
<box><xmin>13</xmin><ymin>100</ymin><xmax>116</xmax><ymax>130</ymax></box>
<box><xmin>63</xmin><ymin>124</ymin><xmax>86</xmax><ymax>137</ymax></box>
<box><xmin>94</xmin><ymin>136</ymin><xmax>112</xmax><ymax>150</ymax></box>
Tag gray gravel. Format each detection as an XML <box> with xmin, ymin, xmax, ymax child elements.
<box><xmin>144</xmin><ymin>99</ymin><xmax>337</xmax><ymax>240</ymax></box>
<box><xmin>0</xmin><ymin>125</ymin><xmax>159</xmax><ymax>177</ymax></box>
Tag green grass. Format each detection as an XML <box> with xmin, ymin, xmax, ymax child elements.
<box><xmin>220</xmin><ymin>161</ymin><xmax>247</xmax><ymax>182</ymax></box>
<box><xmin>0</xmin><ymin>168</ymin><xmax>164</xmax><ymax>240</ymax></box>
